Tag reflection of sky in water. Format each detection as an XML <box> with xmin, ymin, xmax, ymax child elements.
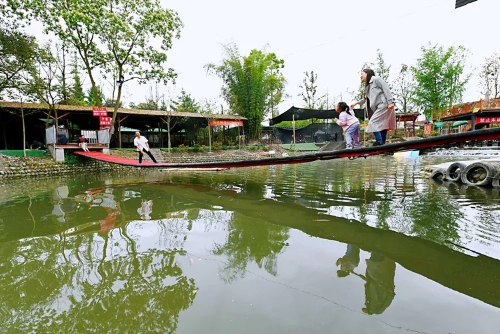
<box><xmin>1</xmin><ymin>154</ymin><xmax>500</xmax><ymax>333</ymax></box>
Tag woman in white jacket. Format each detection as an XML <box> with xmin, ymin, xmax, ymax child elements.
<box><xmin>351</xmin><ymin>69</ymin><xmax>396</xmax><ymax>146</ymax></box>
<box><xmin>334</xmin><ymin>102</ymin><xmax>360</xmax><ymax>149</ymax></box>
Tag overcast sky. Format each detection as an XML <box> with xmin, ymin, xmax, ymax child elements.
<box><xmin>24</xmin><ymin>0</ymin><xmax>499</xmax><ymax>115</ymax></box>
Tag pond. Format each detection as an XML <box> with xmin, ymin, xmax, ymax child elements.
<box><xmin>1</xmin><ymin>155</ymin><xmax>499</xmax><ymax>334</ymax></box>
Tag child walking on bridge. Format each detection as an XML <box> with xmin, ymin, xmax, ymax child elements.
<box><xmin>334</xmin><ymin>102</ymin><xmax>360</xmax><ymax>149</ymax></box>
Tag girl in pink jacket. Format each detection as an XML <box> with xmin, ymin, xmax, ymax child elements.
<box><xmin>334</xmin><ymin>102</ymin><xmax>360</xmax><ymax>149</ymax></box>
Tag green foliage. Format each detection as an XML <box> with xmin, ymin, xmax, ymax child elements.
<box><xmin>412</xmin><ymin>44</ymin><xmax>470</xmax><ymax>120</ymax></box>
<box><xmin>85</xmin><ymin>86</ymin><xmax>105</xmax><ymax>107</ymax></box>
<box><xmin>0</xmin><ymin>19</ymin><xmax>40</xmax><ymax>98</ymax></box>
<box><xmin>375</xmin><ymin>49</ymin><xmax>391</xmax><ymax>88</ymax></box>
<box><xmin>274</xmin><ymin>120</ymin><xmax>310</xmax><ymax>127</ymax></box>
<box><xmin>24</xmin><ymin>42</ymin><xmax>67</xmax><ymax>116</ymax></box>
<box><xmin>99</xmin><ymin>0</ymin><xmax>183</xmax><ymax>136</ymax></box>
<box><xmin>212</xmin><ymin>141</ymin><xmax>222</xmax><ymax>151</ymax></box>
<box><xmin>351</xmin><ymin>50</ymin><xmax>390</xmax><ymax>104</ymax></box>
<box><xmin>66</xmin><ymin>56</ymin><xmax>86</xmax><ymax>106</ymax></box>
<box><xmin>206</xmin><ymin>43</ymin><xmax>286</xmax><ymax>140</ymax></box>
<box><xmin>134</xmin><ymin>99</ymin><xmax>159</xmax><ymax>110</ymax></box>
<box><xmin>191</xmin><ymin>144</ymin><xmax>202</xmax><ymax>152</ymax></box>
<box><xmin>171</xmin><ymin>89</ymin><xmax>199</xmax><ymax>112</ymax></box>
<box><xmin>5</xmin><ymin>0</ymin><xmax>183</xmax><ymax>134</ymax></box>
<box><xmin>298</xmin><ymin>71</ymin><xmax>325</xmax><ymax>109</ymax></box>
<box><xmin>5</xmin><ymin>0</ymin><xmax>109</xmax><ymax>106</ymax></box>
<box><xmin>64</xmin><ymin>153</ymin><xmax>85</xmax><ymax>166</ymax></box>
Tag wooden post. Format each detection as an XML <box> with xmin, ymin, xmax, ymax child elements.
<box><xmin>208</xmin><ymin>122</ymin><xmax>212</xmax><ymax>152</ymax></box>
<box><xmin>118</xmin><ymin>115</ymin><xmax>122</xmax><ymax>148</ymax></box>
<box><xmin>22</xmin><ymin>106</ymin><xmax>26</xmax><ymax>158</ymax></box>
<box><xmin>293</xmin><ymin>114</ymin><xmax>296</xmax><ymax>153</ymax></box>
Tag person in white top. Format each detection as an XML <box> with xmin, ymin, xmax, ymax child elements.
<box><xmin>133</xmin><ymin>131</ymin><xmax>158</xmax><ymax>164</ymax></box>
<box><xmin>334</xmin><ymin>102</ymin><xmax>361</xmax><ymax>149</ymax></box>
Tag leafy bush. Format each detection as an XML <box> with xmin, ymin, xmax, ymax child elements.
<box><xmin>192</xmin><ymin>144</ymin><xmax>202</xmax><ymax>152</ymax></box>
<box><xmin>65</xmin><ymin>153</ymin><xmax>85</xmax><ymax>166</ymax></box>
<box><xmin>212</xmin><ymin>141</ymin><xmax>222</xmax><ymax>150</ymax></box>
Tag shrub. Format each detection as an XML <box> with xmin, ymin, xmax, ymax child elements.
<box><xmin>212</xmin><ymin>141</ymin><xmax>222</xmax><ymax>151</ymax></box>
<box><xmin>65</xmin><ymin>153</ymin><xmax>85</xmax><ymax>166</ymax></box>
<box><xmin>192</xmin><ymin>144</ymin><xmax>202</xmax><ymax>152</ymax></box>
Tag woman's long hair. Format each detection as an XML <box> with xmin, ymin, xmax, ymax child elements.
<box><xmin>363</xmin><ymin>68</ymin><xmax>375</xmax><ymax>87</ymax></box>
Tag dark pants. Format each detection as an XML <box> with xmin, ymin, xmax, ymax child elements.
<box><xmin>138</xmin><ymin>149</ymin><xmax>157</xmax><ymax>163</ymax></box>
<box><xmin>373</xmin><ymin>130</ymin><xmax>388</xmax><ymax>144</ymax></box>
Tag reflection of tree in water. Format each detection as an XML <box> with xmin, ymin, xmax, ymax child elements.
<box><xmin>0</xmin><ymin>222</ymin><xmax>196</xmax><ymax>333</ymax></box>
<box><xmin>407</xmin><ymin>190</ymin><xmax>463</xmax><ymax>244</ymax></box>
<box><xmin>212</xmin><ymin>213</ymin><xmax>289</xmax><ymax>283</ymax></box>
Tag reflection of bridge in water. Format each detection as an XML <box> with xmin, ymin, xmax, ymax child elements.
<box><xmin>162</xmin><ymin>183</ymin><xmax>500</xmax><ymax>309</ymax></box>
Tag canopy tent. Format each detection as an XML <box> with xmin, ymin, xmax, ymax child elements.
<box><xmin>269</xmin><ymin>107</ymin><xmax>365</xmax><ymax>126</ymax></box>
<box><xmin>434</xmin><ymin>121</ymin><xmax>444</xmax><ymax>128</ymax></box>
<box><xmin>452</xmin><ymin>120</ymin><xmax>469</xmax><ymax>128</ymax></box>
<box><xmin>456</xmin><ymin>0</ymin><xmax>477</xmax><ymax>9</ymax></box>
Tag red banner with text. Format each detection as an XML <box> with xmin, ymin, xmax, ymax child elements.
<box><xmin>99</xmin><ymin>116</ymin><xmax>112</xmax><ymax>127</ymax></box>
<box><xmin>209</xmin><ymin>120</ymin><xmax>243</xmax><ymax>127</ymax></box>
<box><xmin>476</xmin><ymin>116</ymin><xmax>500</xmax><ymax>124</ymax></box>
<box><xmin>92</xmin><ymin>107</ymin><xmax>108</xmax><ymax>116</ymax></box>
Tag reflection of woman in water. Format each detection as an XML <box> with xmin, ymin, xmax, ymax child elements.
<box><xmin>362</xmin><ymin>252</ymin><xmax>396</xmax><ymax>315</ymax></box>
<box><xmin>336</xmin><ymin>246</ymin><xmax>396</xmax><ymax>315</ymax></box>
<box><xmin>336</xmin><ymin>244</ymin><xmax>361</xmax><ymax>277</ymax></box>
<box><xmin>137</xmin><ymin>199</ymin><xmax>153</xmax><ymax>220</ymax></box>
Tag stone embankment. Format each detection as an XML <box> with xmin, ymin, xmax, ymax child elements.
<box><xmin>0</xmin><ymin>154</ymin><xmax>122</xmax><ymax>180</ymax></box>
<box><xmin>0</xmin><ymin>148</ymin><xmax>289</xmax><ymax>180</ymax></box>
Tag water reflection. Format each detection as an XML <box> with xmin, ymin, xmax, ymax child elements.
<box><xmin>0</xmin><ymin>225</ymin><xmax>196</xmax><ymax>333</ymax></box>
<box><xmin>362</xmin><ymin>252</ymin><xmax>396</xmax><ymax>315</ymax></box>
<box><xmin>212</xmin><ymin>214</ymin><xmax>289</xmax><ymax>283</ymax></box>
<box><xmin>1</xmin><ymin>156</ymin><xmax>500</xmax><ymax>332</ymax></box>
<box><xmin>336</xmin><ymin>246</ymin><xmax>396</xmax><ymax>315</ymax></box>
<box><xmin>137</xmin><ymin>199</ymin><xmax>153</xmax><ymax>220</ymax></box>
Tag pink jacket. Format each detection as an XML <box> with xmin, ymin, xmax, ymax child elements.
<box><xmin>336</xmin><ymin>109</ymin><xmax>360</xmax><ymax>132</ymax></box>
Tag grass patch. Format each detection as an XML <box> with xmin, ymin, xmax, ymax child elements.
<box><xmin>0</xmin><ymin>150</ymin><xmax>50</xmax><ymax>157</ymax></box>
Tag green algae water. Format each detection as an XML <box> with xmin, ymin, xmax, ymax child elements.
<box><xmin>1</xmin><ymin>155</ymin><xmax>500</xmax><ymax>334</ymax></box>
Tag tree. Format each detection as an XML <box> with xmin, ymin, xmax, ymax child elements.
<box><xmin>85</xmin><ymin>86</ymin><xmax>104</xmax><ymax>107</ymax></box>
<box><xmin>66</xmin><ymin>55</ymin><xmax>86</xmax><ymax>106</ymax></box>
<box><xmin>375</xmin><ymin>49</ymin><xmax>391</xmax><ymax>88</ymax></box>
<box><xmin>206</xmin><ymin>43</ymin><xmax>286</xmax><ymax>140</ymax></box>
<box><xmin>298</xmin><ymin>71</ymin><xmax>325</xmax><ymax>109</ymax></box>
<box><xmin>134</xmin><ymin>99</ymin><xmax>159</xmax><ymax>110</ymax></box>
<box><xmin>0</xmin><ymin>19</ymin><xmax>39</xmax><ymax>98</ymax></box>
<box><xmin>479</xmin><ymin>53</ymin><xmax>500</xmax><ymax>100</ymax></box>
<box><xmin>98</xmin><ymin>0</ymin><xmax>183</xmax><ymax>139</ymax></box>
<box><xmin>170</xmin><ymin>89</ymin><xmax>199</xmax><ymax>113</ymax></box>
<box><xmin>6</xmin><ymin>0</ymin><xmax>109</xmax><ymax>106</ymax></box>
<box><xmin>393</xmin><ymin>64</ymin><xmax>417</xmax><ymax>113</ymax></box>
<box><xmin>0</xmin><ymin>18</ymin><xmax>40</xmax><ymax>152</ymax></box>
<box><xmin>348</xmin><ymin>51</ymin><xmax>391</xmax><ymax>106</ymax></box>
<box><xmin>412</xmin><ymin>44</ymin><xmax>470</xmax><ymax>120</ymax></box>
